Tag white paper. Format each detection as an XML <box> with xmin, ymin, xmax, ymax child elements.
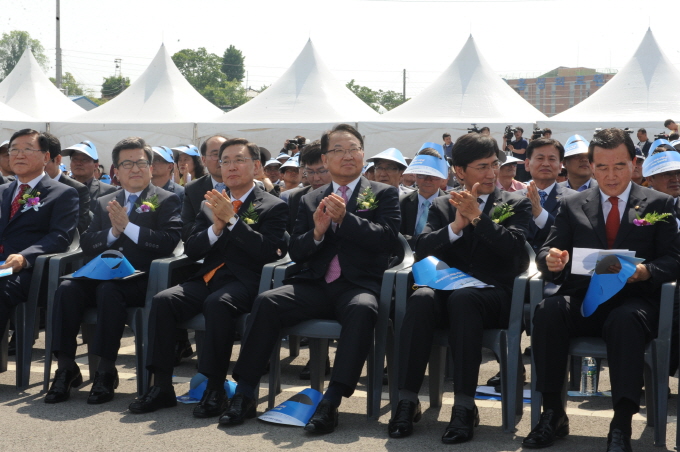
<box><xmin>571</xmin><ymin>248</ymin><xmax>640</xmax><ymax>275</ymax></box>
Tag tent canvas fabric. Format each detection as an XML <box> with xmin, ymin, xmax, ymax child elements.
<box><xmin>359</xmin><ymin>35</ymin><xmax>546</xmax><ymax>156</ymax></box>
<box><xmin>538</xmin><ymin>28</ymin><xmax>680</xmax><ymax>143</ymax></box>
<box><xmin>0</xmin><ymin>101</ymin><xmax>43</xmax><ymax>140</ymax></box>
<box><xmin>0</xmin><ymin>49</ymin><xmax>84</xmax><ymax>122</ymax></box>
<box><xmin>50</xmin><ymin>44</ymin><xmax>224</xmax><ymax>168</ymax></box>
<box><xmin>197</xmin><ymin>39</ymin><xmax>379</xmax><ymax>150</ymax></box>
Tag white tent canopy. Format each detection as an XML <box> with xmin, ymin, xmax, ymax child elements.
<box><xmin>360</xmin><ymin>35</ymin><xmax>547</xmax><ymax>156</ymax></box>
<box><xmin>539</xmin><ymin>28</ymin><xmax>680</xmax><ymax>143</ymax></box>
<box><xmin>0</xmin><ymin>101</ymin><xmax>43</xmax><ymax>142</ymax></box>
<box><xmin>0</xmin><ymin>49</ymin><xmax>84</xmax><ymax>122</ymax></box>
<box><xmin>50</xmin><ymin>44</ymin><xmax>224</xmax><ymax>168</ymax></box>
<box><xmin>198</xmin><ymin>39</ymin><xmax>379</xmax><ymax>151</ymax></box>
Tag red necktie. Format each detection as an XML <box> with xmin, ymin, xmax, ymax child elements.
<box><xmin>325</xmin><ymin>186</ymin><xmax>349</xmax><ymax>283</ymax></box>
<box><xmin>605</xmin><ymin>196</ymin><xmax>620</xmax><ymax>249</ymax></box>
<box><xmin>10</xmin><ymin>184</ymin><xmax>29</xmax><ymax>220</ymax></box>
<box><xmin>202</xmin><ymin>199</ymin><xmax>244</xmax><ymax>284</ymax></box>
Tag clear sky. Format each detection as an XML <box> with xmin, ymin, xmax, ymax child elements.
<box><xmin>1</xmin><ymin>0</ymin><xmax>678</xmax><ymax>98</ymax></box>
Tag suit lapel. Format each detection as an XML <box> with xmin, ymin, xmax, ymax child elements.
<box><xmin>613</xmin><ymin>184</ymin><xmax>645</xmax><ymax>249</ymax></box>
<box><xmin>346</xmin><ymin>177</ymin><xmax>367</xmax><ymax>213</ymax></box>
<box><xmin>482</xmin><ymin>189</ymin><xmax>499</xmax><ymax>216</ymax></box>
<box><xmin>543</xmin><ymin>185</ymin><xmax>559</xmax><ymax>215</ymax></box>
<box><xmin>0</xmin><ymin>180</ymin><xmax>17</xmax><ymax>229</ymax></box>
<box><xmin>9</xmin><ymin>177</ymin><xmax>48</xmax><ymax>224</ymax></box>
<box><xmin>403</xmin><ymin>190</ymin><xmax>419</xmax><ymax>230</ymax></box>
<box><xmin>129</xmin><ymin>185</ymin><xmax>154</xmax><ymax>222</ymax></box>
<box><xmin>582</xmin><ymin>188</ymin><xmax>607</xmax><ymax>248</ymax></box>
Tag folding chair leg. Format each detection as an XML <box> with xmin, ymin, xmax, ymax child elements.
<box><xmin>428</xmin><ymin>345</ymin><xmax>446</xmax><ymax>407</ymax></box>
<box><xmin>289</xmin><ymin>335</ymin><xmax>300</xmax><ymax>358</ymax></box>
<box><xmin>83</xmin><ymin>324</ymin><xmax>98</xmax><ymax>379</ymax></box>
<box><xmin>309</xmin><ymin>338</ymin><xmax>329</xmax><ymax>393</ymax></box>
<box><xmin>268</xmin><ymin>337</ymin><xmax>282</xmax><ymax>410</ymax></box>
<box><xmin>0</xmin><ymin>321</ymin><xmax>8</xmax><ymax>373</ymax></box>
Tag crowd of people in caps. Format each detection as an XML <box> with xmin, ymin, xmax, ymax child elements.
<box><xmin>2</xmin><ymin>119</ymin><xmax>680</xmax><ymax>451</ymax></box>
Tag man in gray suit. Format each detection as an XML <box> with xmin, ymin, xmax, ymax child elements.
<box><xmin>63</xmin><ymin>141</ymin><xmax>117</xmax><ymax>213</ymax></box>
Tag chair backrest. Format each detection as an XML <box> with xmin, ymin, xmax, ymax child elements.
<box><xmin>525</xmin><ymin>240</ymin><xmax>537</xmax><ymax>273</ymax></box>
<box><xmin>389</xmin><ymin>233</ymin><xmax>414</xmax><ymax>269</ymax></box>
<box><xmin>172</xmin><ymin>239</ymin><xmax>184</xmax><ymax>257</ymax></box>
<box><xmin>68</xmin><ymin>229</ymin><xmax>80</xmax><ymax>252</ymax></box>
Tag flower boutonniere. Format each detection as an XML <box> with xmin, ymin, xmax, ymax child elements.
<box><xmin>356</xmin><ymin>187</ymin><xmax>378</xmax><ymax>211</ymax></box>
<box><xmin>19</xmin><ymin>187</ymin><xmax>43</xmax><ymax>213</ymax></box>
<box><xmin>239</xmin><ymin>203</ymin><xmax>259</xmax><ymax>225</ymax></box>
<box><xmin>490</xmin><ymin>203</ymin><xmax>514</xmax><ymax>224</ymax></box>
<box><xmin>634</xmin><ymin>211</ymin><xmax>671</xmax><ymax>226</ymax></box>
<box><xmin>135</xmin><ymin>194</ymin><xmax>160</xmax><ymax>213</ymax></box>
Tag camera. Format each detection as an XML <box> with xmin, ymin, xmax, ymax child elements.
<box><xmin>531</xmin><ymin>128</ymin><xmax>546</xmax><ymax>140</ymax></box>
<box><xmin>654</xmin><ymin>132</ymin><xmax>669</xmax><ymax>140</ymax></box>
<box><xmin>503</xmin><ymin>125</ymin><xmax>517</xmax><ymax>141</ymax></box>
<box><xmin>467</xmin><ymin>123</ymin><xmax>481</xmax><ymax>134</ymax></box>
<box><xmin>286</xmin><ymin>139</ymin><xmax>302</xmax><ymax>151</ymax></box>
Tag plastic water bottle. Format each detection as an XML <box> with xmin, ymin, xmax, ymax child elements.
<box><xmin>580</xmin><ymin>357</ymin><xmax>598</xmax><ymax>395</ymax></box>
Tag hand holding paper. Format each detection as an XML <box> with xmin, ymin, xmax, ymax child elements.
<box><xmin>546</xmin><ymin>248</ymin><xmax>569</xmax><ymax>272</ymax></box>
<box><xmin>582</xmin><ymin>254</ymin><xmax>640</xmax><ymax>317</ymax></box>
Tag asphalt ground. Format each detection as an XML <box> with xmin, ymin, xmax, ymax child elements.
<box><xmin>0</xmin><ymin>330</ymin><xmax>676</xmax><ymax>451</ymax></box>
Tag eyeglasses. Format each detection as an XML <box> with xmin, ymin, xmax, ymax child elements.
<box><xmin>204</xmin><ymin>152</ymin><xmax>220</xmax><ymax>161</ymax></box>
<box><xmin>283</xmin><ymin>168</ymin><xmax>300</xmax><ymax>174</ymax></box>
<box><xmin>304</xmin><ymin>168</ymin><xmax>329</xmax><ymax>177</ymax></box>
<box><xmin>219</xmin><ymin>157</ymin><xmax>251</xmax><ymax>167</ymax></box>
<box><xmin>8</xmin><ymin>148</ymin><xmax>44</xmax><ymax>157</ymax></box>
<box><xmin>375</xmin><ymin>165</ymin><xmax>400</xmax><ymax>173</ymax></box>
<box><xmin>327</xmin><ymin>147</ymin><xmax>362</xmax><ymax>157</ymax></box>
<box><xmin>656</xmin><ymin>170</ymin><xmax>680</xmax><ymax>180</ymax></box>
<box><xmin>468</xmin><ymin>161</ymin><xmax>501</xmax><ymax>172</ymax></box>
<box><xmin>118</xmin><ymin>159</ymin><xmax>150</xmax><ymax>170</ymax></box>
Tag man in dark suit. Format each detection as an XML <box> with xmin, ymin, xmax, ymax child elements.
<box><xmin>181</xmin><ymin>135</ymin><xmax>228</xmax><ymax>241</ymax></box>
<box><xmin>389</xmin><ymin>133</ymin><xmax>531</xmax><ymax>444</ymax></box>
<box><xmin>128</xmin><ymin>138</ymin><xmax>288</xmax><ymax>416</ymax></box>
<box><xmin>151</xmin><ymin>146</ymin><xmax>185</xmax><ymax>204</ymax></box>
<box><xmin>43</xmin><ymin>133</ymin><xmax>91</xmax><ymax>234</ymax></box>
<box><xmin>46</xmin><ymin>137</ymin><xmax>182</xmax><ymax>405</ymax></box>
<box><xmin>285</xmin><ymin>141</ymin><xmax>331</xmax><ymax>233</ymax></box>
<box><xmin>223</xmin><ymin>124</ymin><xmax>400</xmax><ymax>433</ymax></box>
<box><xmin>523</xmin><ymin>129</ymin><xmax>680</xmax><ymax>451</ymax></box>
<box><xmin>399</xmin><ymin>147</ymin><xmax>449</xmax><ymax>249</ymax></box>
<box><xmin>0</xmin><ymin>129</ymin><xmax>78</xmax><ymax>343</ymax></box>
<box><xmin>63</xmin><ymin>141</ymin><xmax>117</xmax><ymax>213</ymax></box>
<box><xmin>0</xmin><ymin>139</ymin><xmax>16</xmax><ymax>182</ymax></box>
<box><xmin>557</xmin><ymin>135</ymin><xmax>598</xmax><ymax>192</ymax></box>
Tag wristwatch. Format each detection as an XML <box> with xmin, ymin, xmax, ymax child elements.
<box><xmin>471</xmin><ymin>216</ymin><xmax>482</xmax><ymax>227</ymax></box>
<box><xmin>226</xmin><ymin>215</ymin><xmax>239</xmax><ymax>226</ymax></box>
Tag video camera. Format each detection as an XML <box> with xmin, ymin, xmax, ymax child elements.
<box><xmin>286</xmin><ymin>138</ymin><xmax>303</xmax><ymax>151</ymax></box>
<box><xmin>503</xmin><ymin>125</ymin><xmax>517</xmax><ymax>141</ymax></box>
<box><xmin>654</xmin><ymin>132</ymin><xmax>669</xmax><ymax>140</ymax></box>
<box><xmin>531</xmin><ymin>128</ymin><xmax>548</xmax><ymax>140</ymax></box>
<box><xmin>467</xmin><ymin>123</ymin><xmax>481</xmax><ymax>134</ymax></box>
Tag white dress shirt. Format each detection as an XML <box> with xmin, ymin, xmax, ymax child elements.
<box><xmin>208</xmin><ymin>184</ymin><xmax>256</xmax><ymax>244</ymax></box>
<box><xmin>448</xmin><ymin>193</ymin><xmax>490</xmax><ymax>242</ymax></box>
<box><xmin>106</xmin><ymin>189</ymin><xmax>143</xmax><ymax>246</ymax></box>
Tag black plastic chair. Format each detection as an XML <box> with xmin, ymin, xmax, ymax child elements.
<box><xmin>390</xmin><ymin>241</ymin><xmax>537</xmax><ymax>432</ymax></box>
<box><xmin>528</xmin><ymin>274</ymin><xmax>674</xmax><ymax>447</ymax></box>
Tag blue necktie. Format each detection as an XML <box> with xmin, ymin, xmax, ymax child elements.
<box><xmin>414</xmin><ymin>199</ymin><xmax>431</xmax><ymax>235</ymax></box>
<box><xmin>126</xmin><ymin>194</ymin><xmax>138</xmax><ymax>216</ymax></box>
<box><xmin>215</xmin><ymin>182</ymin><xmax>226</xmax><ymax>193</ymax></box>
<box><xmin>538</xmin><ymin>190</ymin><xmax>548</xmax><ymax>207</ymax></box>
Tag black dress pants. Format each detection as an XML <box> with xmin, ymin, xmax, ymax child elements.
<box><xmin>232</xmin><ymin>277</ymin><xmax>378</xmax><ymax>398</ymax></box>
<box><xmin>532</xmin><ymin>293</ymin><xmax>658</xmax><ymax>410</ymax></box>
<box><xmin>0</xmin><ymin>269</ymin><xmax>32</xmax><ymax>339</ymax></box>
<box><xmin>51</xmin><ymin>277</ymin><xmax>147</xmax><ymax>362</ymax></box>
<box><xmin>398</xmin><ymin>286</ymin><xmax>511</xmax><ymax>397</ymax></box>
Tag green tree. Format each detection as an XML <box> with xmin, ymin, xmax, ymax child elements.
<box><xmin>0</xmin><ymin>30</ymin><xmax>49</xmax><ymax>80</ymax></box>
<box><xmin>101</xmin><ymin>75</ymin><xmax>130</xmax><ymax>99</ymax></box>
<box><xmin>173</xmin><ymin>47</ymin><xmax>224</xmax><ymax>92</ymax></box>
<box><xmin>378</xmin><ymin>89</ymin><xmax>408</xmax><ymax>110</ymax></box>
<box><xmin>346</xmin><ymin>79</ymin><xmax>408</xmax><ymax>112</ymax></box>
<box><xmin>49</xmin><ymin>72</ymin><xmax>83</xmax><ymax>96</ymax></box>
<box><xmin>202</xmin><ymin>80</ymin><xmax>248</xmax><ymax>110</ymax></box>
<box><xmin>221</xmin><ymin>45</ymin><xmax>245</xmax><ymax>82</ymax></box>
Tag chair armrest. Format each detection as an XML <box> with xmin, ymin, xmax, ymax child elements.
<box><xmin>658</xmin><ymin>281</ymin><xmax>676</xmax><ymax>344</ymax></box>
<box><xmin>259</xmin><ymin>255</ymin><xmax>293</xmax><ymax>294</ymax></box>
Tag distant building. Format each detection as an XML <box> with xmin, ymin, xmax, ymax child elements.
<box><xmin>68</xmin><ymin>95</ymin><xmax>99</xmax><ymax>111</ymax></box>
<box><xmin>504</xmin><ymin>67</ymin><xmax>616</xmax><ymax>117</ymax></box>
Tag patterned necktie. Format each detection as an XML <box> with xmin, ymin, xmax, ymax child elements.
<box><xmin>325</xmin><ymin>186</ymin><xmax>349</xmax><ymax>283</ymax></box>
<box><xmin>10</xmin><ymin>184</ymin><xmax>29</xmax><ymax>219</ymax></box>
<box><xmin>126</xmin><ymin>194</ymin><xmax>139</xmax><ymax>216</ymax></box>
<box><xmin>202</xmin><ymin>199</ymin><xmax>245</xmax><ymax>284</ymax></box>
<box><xmin>215</xmin><ymin>182</ymin><xmax>226</xmax><ymax>193</ymax></box>
<box><xmin>605</xmin><ymin>196</ymin><xmax>620</xmax><ymax>249</ymax></box>
<box><xmin>538</xmin><ymin>190</ymin><xmax>548</xmax><ymax>207</ymax></box>
<box><xmin>414</xmin><ymin>199</ymin><xmax>431</xmax><ymax>235</ymax></box>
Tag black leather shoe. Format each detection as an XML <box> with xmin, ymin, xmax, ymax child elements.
<box><xmin>388</xmin><ymin>399</ymin><xmax>421</xmax><ymax>438</ymax></box>
<box><xmin>485</xmin><ymin>367</ymin><xmax>528</xmax><ymax>391</ymax></box>
<box><xmin>305</xmin><ymin>399</ymin><xmax>338</xmax><ymax>433</ymax></box>
<box><xmin>522</xmin><ymin>409</ymin><xmax>570</xmax><ymax>448</ymax></box>
<box><xmin>218</xmin><ymin>393</ymin><xmax>256</xmax><ymax>425</ymax></box>
<box><xmin>45</xmin><ymin>366</ymin><xmax>83</xmax><ymax>403</ymax></box>
<box><xmin>129</xmin><ymin>385</ymin><xmax>177</xmax><ymax>413</ymax></box>
<box><xmin>441</xmin><ymin>405</ymin><xmax>480</xmax><ymax>444</ymax></box>
<box><xmin>193</xmin><ymin>388</ymin><xmax>228</xmax><ymax>418</ymax></box>
<box><xmin>606</xmin><ymin>428</ymin><xmax>632</xmax><ymax>452</ymax></box>
<box><xmin>173</xmin><ymin>339</ymin><xmax>194</xmax><ymax>366</ymax></box>
<box><xmin>87</xmin><ymin>370</ymin><xmax>119</xmax><ymax>404</ymax></box>
<box><xmin>299</xmin><ymin>356</ymin><xmax>331</xmax><ymax>380</ymax></box>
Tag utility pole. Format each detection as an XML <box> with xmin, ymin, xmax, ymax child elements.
<box><xmin>114</xmin><ymin>59</ymin><xmax>122</xmax><ymax>77</ymax></box>
<box><xmin>402</xmin><ymin>69</ymin><xmax>406</xmax><ymax>101</ymax></box>
<box><xmin>55</xmin><ymin>0</ymin><xmax>62</xmax><ymax>89</ymax></box>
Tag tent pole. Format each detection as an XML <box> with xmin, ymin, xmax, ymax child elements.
<box><xmin>193</xmin><ymin>123</ymin><xmax>198</xmax><ymax>145</ymax></box>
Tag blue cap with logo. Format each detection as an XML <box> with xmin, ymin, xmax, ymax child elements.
<box><xmin>152</xmin><ymin>146</ymin><xmax>174</xmax><ymax>163</ymax></box>
<box><xmin>564</xmin><ymin>135</ymin><xmax>589</xmax><ymax>158</ymax></box>
<box><xmin>72</xmin><ymin>250</ymin><xmax>136</xmax><ymax>280</ymax></box>
<box><xmin>362</xmin><ymin>162</ymin><xmax>375</xmax><ymax>174</ymax></box>
<box><xmin>280</xmin><ymin>156</ymin><xmax>300</xmax><ymax>170</ymax></box>
<box><xmin>367</xmin><ymin>148</ymin><xmax>408</xmax><ymax>169</ymax></box>
<box><xmin>63</xmin><ymin>141</ymin><xmax>98</xmax><ymax>160</ymax></box>
<box><xmin>403</xmin><ymin>155</ymin><xmax>448</xmax><ymax>179</ymax></box>
<box><xmin>171</xmin><ymin>144</ymin><xmax>200</xmax><ymax>159</ymax></box>
<box><xmin>642</xmin><ymin>149</ymin><xmax>680</xmax><ymax>177</ymax></box>
<box><xmin>419</xmin><ymin>142</ymin><xmax>445</xmax><ymax>156</ymax></box>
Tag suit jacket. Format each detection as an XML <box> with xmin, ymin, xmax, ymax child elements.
<box><xmin>0</xmin><ymin>175</ymin><xmax>14</xmax><ymax>185</ymax></box>
<box><xmin>88</xmin><ymin>179</ymin><xmax>117</xmax><ymax>213</ymax></box>
<box><xmin>182</xmin><ymin>174</ymin><xmax>215</xmax><ymax>242</ymax></box>
<box><xmin>285</xmin><ymin>185</ymin><xmax>313</xmax><ymax>233</ymax></box>
<box><xmin>557</xmin><ymin>178</ymin><xmax>598</xmax><ymax>192</ymax></box>
<box><xmin>516</xmin><ymin>184</ymin><xmax>576</xmax><ymax>254</ymax></box>
<box><xmin>82</xmin><ymin>184</ymin><xmax>182</xmax><ymax>272</ymax></box>
<box><xmin>538</xmin><ymin>183</ymin><xmax>680</xmax><ymax>303</ymax></box>
<box><xmin>416</xmin><ymin>188</ymin><xmax>531</xmax><ymax>291</ymax></box>
<box><xmin>0</xmin><ymin>176</ymin><xmax>78</xmax><ymax>266</ymax></box>
<box><xmin>162</xmin><ymin>179</ymin><xmax>185</xmax><ymax>205</ymax></box>
<box><xmin>287</xmin><ymin>177</ymin><xmax>401</xmax><ymax>295</ymax></box>
<box><xmin>399</xmin><ymin>188</ymin><xmax>448</xmax><ymax>248</ymax></box>
<box><xmin>185</xmin><ymin>185</ymin><xmax>288</xmax><ymax>299</ymax></box>
<box><xmin>58</xmin><ymin>174</ymin><xmax>91</xmax><ymax>234</ymax></box>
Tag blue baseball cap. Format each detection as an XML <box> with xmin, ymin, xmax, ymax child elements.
<box><xmin>362</xmin><ymin>162</ymin><xmax>375</xmax><ymax>174</ymax></box>
<box><xmin>264</xmin><ymin>158</ymin><xmax>282</xmax><ymax>168</ymax></box>
<box><xmin>171</xmin><ymin>144</ymin><xmax>200</xmax><ymax>159</ymax></box>
<box><xmin>152</xmin><ymin>146</ymin><xmax>174</xmax><ymax>163</ymax></box>
<box><xmin>276</xmin><ymin>152</ymin><xmax>291</xmax><ymax>161</ymax></box>
<box><xmin>419</xmin><ymin>142</ymin><xmax>445</xmax><ymax>156</ymax></box>
<box><xmin>564</xmin><ymin>135</ymin><xmax>589</xmax><ymax>158</ymax></box>
<box><xmin>59</xmin><ymin>164</ymin><xmax>67</xmax><ymax>171</ymax></box>
<box><xmin>72</xmin><ymin>250</ymin><xmax>135</xmax><ymax>280</ymax></box>
<box><xmin>100</xmin><ymin>174</ymin><xmax>111</xmax><ymax>183</ymax></box>
<box><xmin>0</xmin><ymin>140</ymin><xmax>8</xmax><ymax>150</ymax></box>
<box><xmin>648</xmin><ymin>139</ymin><xmax>676</xmax><ymax>156</ymax></box>
<box><xmin>403</xmin><ymin>155</ymin><xmax>448</xmax><ymax>179</ymax></box>
<box><xmin>367</xmin><ymin>148</ymin><xmax>408</xmax><ymax>169</ymax></box>
<box><xmin>280</xmin><ymin>156</ymin><xmax>300</xmax><ymax>170</ymax></box>
<box><xmin>642</xmin><ymin>150</ymin><xmax>680</xmax><ymax>177</ymax></box>
<box><xmin>63</xmin><ymin>141</ymin><xmax>98</xmax><ymax>161</ymax></box>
